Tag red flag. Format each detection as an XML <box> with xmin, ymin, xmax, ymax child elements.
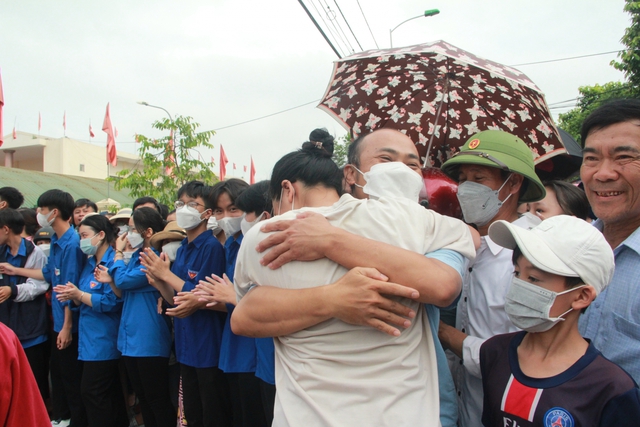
<box><xmin>63</xmin><ymin>111</ymin><xmax>66</xmax><ymax>131</ymax></box>
<box><xmin>102</xmin><ymin>103</ymin><xmax>117</xmax><ymax>167</ymax></box>
<box><xmin>0</xmin><ymin>70</ymin><xmax>4</xmax><ymax>147</ymax></box>
<box><xmin>135</xmin><ymin>133</ymin><xmax>139</xmax><ymax>143</ymax></box>
<box><xmin>211</xmin><ymin>156</ymin><xmax>214</xmax><ymax>164</ymax></box>
<box><xmin>233</xmin><ymin>163</ymin><xmax>236</xmax><ymax>170</ymax></box>
<box><xmin>219</xmin><ymin>145</ymin><xmax>228</xmax><ymax>181</ymax></box>
<box><xmin>115</xmin><ymin>127</ymin><xmax>118</xmax><ymax>138</ymax></box>
<box><xmin>243</xmin><ymin>165</ymin><xmax>247</xmax><ymax>172</ymax></box>
<box><xmin>250</xmin><ymin>156</ymin><xmax>256</xmax><ymax>184</ymax></box>
<box><xmin>89</xmin><ymin>123</ymin><xmax>95</xmax><ymax>138</ymax></box>
<box><xmin>38</xmin><ymin>112</ymin><xmax>41</xmax><ymax>132</ymax></box>
<box><xmin>165</xmin><ymin>130</ymin><xmax>175</xmax><ymax>176</ymax></box>
<box><xmin>12</xmin><ymin>126</ymin><xmax>16</xmax><ymax>140</ymax></box>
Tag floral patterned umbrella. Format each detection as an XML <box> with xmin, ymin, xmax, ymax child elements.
<box><xmin>318</xmin><ymin>40</ymin><xmax>565</xmax><ymax>168</ymax></box>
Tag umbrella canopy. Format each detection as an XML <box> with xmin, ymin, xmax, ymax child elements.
<box><xmin>535</xmin><ymin>128</ymin><xmax>583</xmax><ymax>181</ymax></box>
<box><xmin>318</xmin><ymin>40</ymin><xmax>564</xmax><ymax>168</ymax></box>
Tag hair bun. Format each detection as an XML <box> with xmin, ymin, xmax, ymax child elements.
<box><xmin>302</xmin><ymin>128</ymin><xmax>334</xmax><ymax>158</ymax></box>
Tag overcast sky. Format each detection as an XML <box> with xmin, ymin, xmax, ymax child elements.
<box><xmin>1</xmin><ymin>0</ymin><xmax>629</xmax><ymax>181</ymax></box>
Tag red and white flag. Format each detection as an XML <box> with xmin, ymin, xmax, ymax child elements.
<box><xmin>102</xmin><ymin>103</ymin><xmax>117</xmax><ymax>167</ymax></box>
<box><xmin>219</xmin><ymin>145</ymin><xmax>228</xmax><ymax>181</ymax></box>
<box><xmin>165</xmin><ymin>130</ymin><xmax>175</xmax><ymax>176</ymax></box>
<box><xmin>0</xmin><ymin>69</ymin><xmax>4</xmax><ymax>147</ymax></box>
<box><xmin>38</xmin><ymin>112</ymin><xmax>41</xmax><ymax>132</ymax></box>
<box><xmin>89</xmin><ymin>123</ymin><xmax>95</xmax><ymax>138</ymax></box>
<box><xmin>250</xmin><ymin>156</ymin><xmax>256</xmax><ymax>184</ymax></box>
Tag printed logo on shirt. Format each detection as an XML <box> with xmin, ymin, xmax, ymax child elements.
<box><xmin>501</xmin><ymin>374</ymin><xmax>543</xmax><ymax>422</ymax></box>
<box><xmin>543</xmin><ymin>407</ymin><xmax>574</xmax><ymax>427</ymax></box>
<box><xmin>90</xmin><ymin>281</ymin><xmax>99</xmax><ymax>289</ymax></box>
<box><xmin>54</xmin><ymin>268</ymin><xmax>61</xmax><ymax>276</ymax></box>
<box><xmin>187</xmin><ymin>270</ymin><xmax>198</xmax><ymax>279</ymax></box>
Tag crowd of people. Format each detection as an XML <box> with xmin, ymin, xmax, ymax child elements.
<box><xmin>1</xmin><ymin>98</ymin><xmax>640</xmax><ymax>427</ymax></box>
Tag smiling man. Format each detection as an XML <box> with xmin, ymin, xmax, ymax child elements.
<box><xmin>578</xmin><ymin>99</ymin><xmax>640</xmax><ymax>384</ymax></box>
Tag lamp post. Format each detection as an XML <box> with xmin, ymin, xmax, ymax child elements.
<box><xmin>137</xmin><ymin>101</ymin><xmax>177</xmax><ymax>174</ymax></box>
<box><xmin>137</xmin><ymin>101</ymin><xmax>173</xmax><ymax>122</ymax></box>
<box><xmin>389</xmin><ymin>9</ymin><xmax>440</xmax><ymax>48</ymax></box>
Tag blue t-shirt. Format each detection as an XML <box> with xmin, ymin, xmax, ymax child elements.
<box><xmin>76</xmin><ymin>246</ymin><xmax>122</xmax><ymax>361</ymax></box>
<box><xmin>42</xmin><ymin>227</ymin><xmax>85</xmax><ymax>333</ymax></box>
<box><xmin>219</xmin><ymin>234</ymin><xmax>257</xmax><ymax>373</ymax></box>
<box><xmin>171</xmin><ymin>232</ymin><xmax>227</xmax><ymax>368</ymax></box>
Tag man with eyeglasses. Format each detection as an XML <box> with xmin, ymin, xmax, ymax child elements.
<box><xmin>141</xmin><ymin>181</ymin><xmax>231</xmax><ymax>427</ymax></box>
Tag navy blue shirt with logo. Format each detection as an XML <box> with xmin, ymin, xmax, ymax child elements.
<box><xmin>480</xmin><ymin>331</ymin><xmax>640</xmax><ymax>427</ymax></box>
<box><xmin>171</xmin><ymin>231</ymin><xmax>226</xmax><ymax>368</ymax></box>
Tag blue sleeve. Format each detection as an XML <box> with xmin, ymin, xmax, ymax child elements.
<box><xmin>41</xmin><ymin>261</ymin><xmax>52</xmax><ymax>284</ymax></box>
<box><xmin>90</xmin><ymin>283</ymin><xmax>122</xmax><ymax>313</ymax></box>
<box><xmin>111</xmin><ymin>255</ymin><xmax>152</xmax><ymax>291</ymax></box>
<box><xmin>599</xmin><ymin>388</ymin><xmax>640</xmax><ymax>427</ymax></box>
<box><xmin>60</xmin><ymin>244</ymin><xmax>85</xmax><ymax>285</ymax></box>
<box><xmin>181</xmin><ymin>242</ymin><xmax>225</xmax><ymax>293</ymax></box>
<box><xmin>425</xmin><ymin>248</ymin><xmax>465</xmax><ymax>279</ymax></box>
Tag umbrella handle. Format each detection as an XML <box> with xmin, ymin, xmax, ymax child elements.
<box><xmin>423</xmin><ymin>80</ymin><xmax>449</xmax><ymax>168</ymax></box>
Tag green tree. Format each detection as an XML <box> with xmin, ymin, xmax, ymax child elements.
<box><xmin>110</xmin><ymin>116</ymin><xmax>217</xmax><ymax>205</ymax></box>
<box><xmin>557</xmin><ymin>0</ymin><xmax>640</xmax><ymax>143</ymax></box>
<box><xmin>333</xmin><ymin>134</ymin><xmax>351</xmax><ymax>167</ymax></box>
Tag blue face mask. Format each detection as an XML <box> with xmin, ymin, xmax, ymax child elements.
<box><xmin>80</xmin><ymin>234</ymin><xmax>101</xmax><ymax>256</ymax></box>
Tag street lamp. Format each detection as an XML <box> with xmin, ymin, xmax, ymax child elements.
<box><xmin>137</xmin><ymin>101</ymin><xmax>173</xmax><ymax>122</ymax></box>
<box><xmin>389</xmin><ymin>9</ymin><xmax>440</xmax><ymax>48</ymax></box>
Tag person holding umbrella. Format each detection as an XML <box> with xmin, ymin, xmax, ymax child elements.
<box><xmin>437</xmin><ymin>130</ymin><xmax>545</xmax><ymax>427</ymax></box>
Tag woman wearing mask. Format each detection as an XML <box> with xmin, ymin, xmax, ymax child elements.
<box><xmin>94</xmin><ymin>207</ymin><xmax>175</xmax><ymax>427</ymax></box>
<box><xmin>54</xmin><ymin>214</ymin><xmax>128</xmax><ymax>427</ymax></box>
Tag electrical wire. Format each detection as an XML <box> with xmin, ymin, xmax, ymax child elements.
<box><xmin>510</xmin><ymin>50</ymin><xmax>622</xmax><ymax>67</ymax></box>
<box><xmin>297</xmin><ymin>0</ymin><xmax>342</xmax><ymax>58</ymax></box>
<box><xmin>318</xmin><ymin>0</ymin><xmax>355</xmax><ymax>55</ymax></box>
<box><xmin>310</xmin><ymin>0</ymin><xmax>349</xmax><ymax>57</ymax></box>
<box><xmin>356</xmin><ymin>0</ymin><xmax>378</xmax><ymax>49</ymax></box>
<box><xmin>211</xmin><ymin>99</ymin><xmax>320</xmax><ymax>131</ymax></box>
<box><xmin>333</xmin><ymin>0</ymin><xmax>363</xmax><ymax>51</ymax></box>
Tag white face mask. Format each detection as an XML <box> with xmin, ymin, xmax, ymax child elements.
<box><xmin>353</xmin><ymin>162</ymin><xmax>425</xmax><ymax>202</ymax></box>
<box><xmin>207</xmin><ymin>216</ymin><xmax>222</xmax><ymax>235</ymax></box>
<box><xmin>37</xmin><ymin>210</ymin><xmax>56</xmax><ymax>228</ymax></box>
<box><xmin>122</xmin><ymin>251</ymin><xmax>134</xmax><ymax>265</ymax></box>
<box><xmin>161</xmin><ymin>241</ymin><xmax>182</xmax><ymax>262</ymax></box>
<box><xmin>456</xmin><ymin>174</ymin><xmax>512</xmax><ymax>226</ymax></box>
<box><xmin>117</xmin><ymin>225</ymin><xmax>129</xmax><ymax>236</ymax></box>
<box><xmin>127</xmin><ymin>231</ymin><xmax>144</xmax><ymax>249</ymax></box>
<box><xmin>240</xmin><ymin>212</ymin><xmax>265</xmax><ymax>236</ymax></box>
<box><xmin>38</xmin><ymin>244</ymin><xmax>51</xmax><ymax>257</ymax></box>
<box><xmin>505</xmin><ymin>277</ymin><xmax>586</xmax><ymax>333</ymax></box>
<box><xmin>176</xmin><ymin>205</ymin><xmax>206</xmax><ymax>230</ymax></box>
<box><xmin>218</xmin><ymin>215</ymin><xmax>244</xmax><ymax>238</ymax></box>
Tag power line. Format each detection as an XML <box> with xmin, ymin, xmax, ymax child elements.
<box><xmin>211</xmin><ymin>99</ymin><xmax>320</xmax><ymax>131</ymax></box>
<box><xmin>356</xmin><ymin>0</ymin><xmax>378</xmax><ymax>49</ymax></box>
<box><xmin>318</xmin><ymin>0</ymin><xmax>355</xmax><ymax>55</ymax></box>
<box><xmin>334</xmin><ymin>0</ymin><xmax>363</xmax><ymax>51</ymax></box>
<box><xmin>310</xmin><ymin>0</ymin><xmax>349</xmax><ymax>57</ymax></box>
<box><xmin>297</xmin><ymin>0</ymin><xmax>342</xmax><ymax>58</ymax></box>
<box><xmin>510</xmin><ymin>50</ymin><xmax>622</xmax><ymax>67</ymax></box>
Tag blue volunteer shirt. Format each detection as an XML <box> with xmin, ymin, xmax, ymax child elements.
<box><xmin>41</xmin><ymin>227</ymin><xmax>84</xmax><ymax>333</ymax></box>
<box><xmin>255</xmin><ymin>338</ymin><xmax>275</xmax><ymax>385</ymax></box>
<box><xmin>171</xmin><ymin>231</ymin><xmax>226</xmax><ymax>368</ymax></box>
<box><xmin>219</xmin><ymin>233</ymin><xmax>257</xmax><ymax>373</ymax></box>
<box><xmin>76</xmin><ymin>246</ymin><xmax>122</xmax><ymax>361</ymax></box>
<box><xmin>110</xmin><ymin>248</ymin><xmax>172</xmax><ymax>358</ymax></box>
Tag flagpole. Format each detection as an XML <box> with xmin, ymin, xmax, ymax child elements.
<box><xmin>107</xmin><ymin>162</ymin><xmax>110</xmax><ymax>200</ymax></box>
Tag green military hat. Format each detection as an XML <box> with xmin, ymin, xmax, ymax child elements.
<box><xmin>442</xmin><ymin>130</ymin><xmax>545</xmax><ymax>203</ymax></box>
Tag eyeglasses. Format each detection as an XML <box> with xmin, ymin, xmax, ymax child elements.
<box><xmin>174</xmin><ymin>200</ymin><xmax>205</xmax><ymax>209</ymax></box>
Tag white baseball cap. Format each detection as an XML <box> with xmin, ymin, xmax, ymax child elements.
<box><xmin>488</xmin><ymin>215</ymin><xmax>614</xmax><ymax>294</ymax></box>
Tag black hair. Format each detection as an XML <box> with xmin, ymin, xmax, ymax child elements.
<box><xmin>0</xmin><ymin>187</ymin><xmax>24</xmax><ymax>209</ymax></box>
<box><xmin>235</xmin><ymin>181</ymin><xmax>272</xmax><ymax>215</ymax></box>
<box><xmin>74</xmin><ymin>198</ymin><xmax>98</xmax><ymax>213</ymax></box>
<box><xmin>210</xmin><ymin>179</ymin><xmax>249</xmax><ymax>209</ymax></box>
<box><xmin>37</xmin><ymin>189</ymin><xmax>74</xmax><ymax>221</ymax></box>
<box><xmin>177</xmin><ymin>181</ymin><xmax>213</xmax><ymax>210</ymax></box>
<box><xmin>133</xmin><ymin>197</ymin><xmax>162</xmax><ymax>214</ymax></box>
<box><xmin>347</xmin><ymin>133</ymin><xmax>368</xmax><ymax>168</ymax></box>
<box><xmin>543</xmin><ymin>180</ymin><xmax>590</xmax><ymax>220</ymax></box>
<box><xmin>0</xmin><ymin>209</ymin><xmax>25</xmax><ymax>235</ymax></box>
<box><xmin>512</xmin><ymin>246</ymin><xmax>584</xmax><ymax>290</ymax></box>
<box><xmin>159</xmin><ymin>204</ymin><xmax>169</xmax><ymax>220</ymax></box>
<box><xmin>270</xmin><ymin>129</ymin><xmax>343</xmax><ymax>201</ymax></box>
<box><xmin>581</xmin><ymin>98</ymin><xmax>640</xmax><ymax>145</ymax></box>
<box><xmin>132</xmin><ymin>207</ymin><xmax>165</xmax><ymax>235</ymax></box>
<box><xmin>18</xmin><ymin>208</ymin><xmax>38</xmax><ymax>237</ymax></box>
<box><xmin>80</xmin><ymin>214</ymin><xmax>117</xmax><ymax>244</ymax></box>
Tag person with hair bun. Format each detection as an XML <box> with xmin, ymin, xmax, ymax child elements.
<box><xmin>232</xmin><ymin>129</ymin><xmax>476</xmax><ymax>427</ymax></box>
<box><xmin>54</xmin><ymin>214</ymin><xmax>128</xmax><ymax>427</ymax></box>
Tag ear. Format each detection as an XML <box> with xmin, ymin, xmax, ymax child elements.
<box><xmin>508</xmin><ymin>174</ymin><xmax>524</xmax><ymax>196</ymax></box>
<box><xmin>344</xmin><ymin>164</ymin><xmax>358</xmax><ymax>186</ymax></box>
<box><xmin>261</xmin><ymin>211</ymin><xmax>272</xmax><ymax>220</ymax></box>
<box><xmin>0</xmin><ymin>201</ymin><xmax>7</xmax><ymax>210</ymax></box>
<box><xmin>143</xmin><ymin>227</ymin><xmax>154</xmax><ymax>240</ymax></box>
<box><xmin>281</xmin><ymin>180</ymin><xmax>295</xmax><ymax>204</ymax></box>
<box><xmin>571</xmin><ymin>285</ymin><xmax>597</xmax><ymax>311</ymax></box>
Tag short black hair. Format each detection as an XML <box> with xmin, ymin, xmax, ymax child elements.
<box><xmin>37</xmin><ymin>189</ymin><xmax>74</xmax><ymax>221</ymax></box>
<box><xmin>235</xmin><ymin>181</ymin><xmax>272</xmax><ymax>215</ymax></box>
<box><xmin>581</xmin><ymin>98</ymin><xmax>640</xmax><ymax>145</ymax></box>
<box><xmin>0</xmin><ymin>208</ymin><xmax>25</xmax><ymax>235</ymax></box>
<box><xmin>74</xmin><ymin>198</ymin><xmax>98</xmax><ymax>213</ymax></box>
<box><xmin>347</xmin><ymin>133</ymin><xmax>368</xmax><ymax>168</ymax></box>
<box><xmin>159</xmin><ymin>204</ymin><xmax>169</xmax><ymax>220</ymax></box>
<box><xmin>132</xmin><ymin>207</ymin><xmax>165</xmax><ymax>235</ymax></box>
<box><xmin>80</xmin><ymin>214</ymin><xmax>117</xmax><ymax>244</ymax></box>
<box><xmin>177</xmin><ymin>181</ymin><xmax>213</xmax><ymax>210</ymax></box>
<box><xmin>133</xmin><ymin>197</ymin><xmax>161</xmax><ymax>214</ymax></box>
<box><xmin>270</xmin><ymin>129</ymin><xmax>343</xmax><ymax>202</ymax></box>
<box><xmin>0</xmin><ymin>187</ymin><xmax>24</xmax><ymax>209</ymax></box>
<box><xmin>18</xmin><ymin>208</ymin><xmax>38</xmax><ymax>237</ymax></box>
<box><xmin>544</xmin><ymin>180</ymin><xmax>590</xmax><ymax>220</ymax></box>
<box><xmin>210</xmin><ymin>179</ymin><xmax>249</xmax><ymax>210</ymax></box>
<box><xmin>512</xmin><ymin>246</ymin><xmax>584</xmax><ymax>289</ymax></box>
